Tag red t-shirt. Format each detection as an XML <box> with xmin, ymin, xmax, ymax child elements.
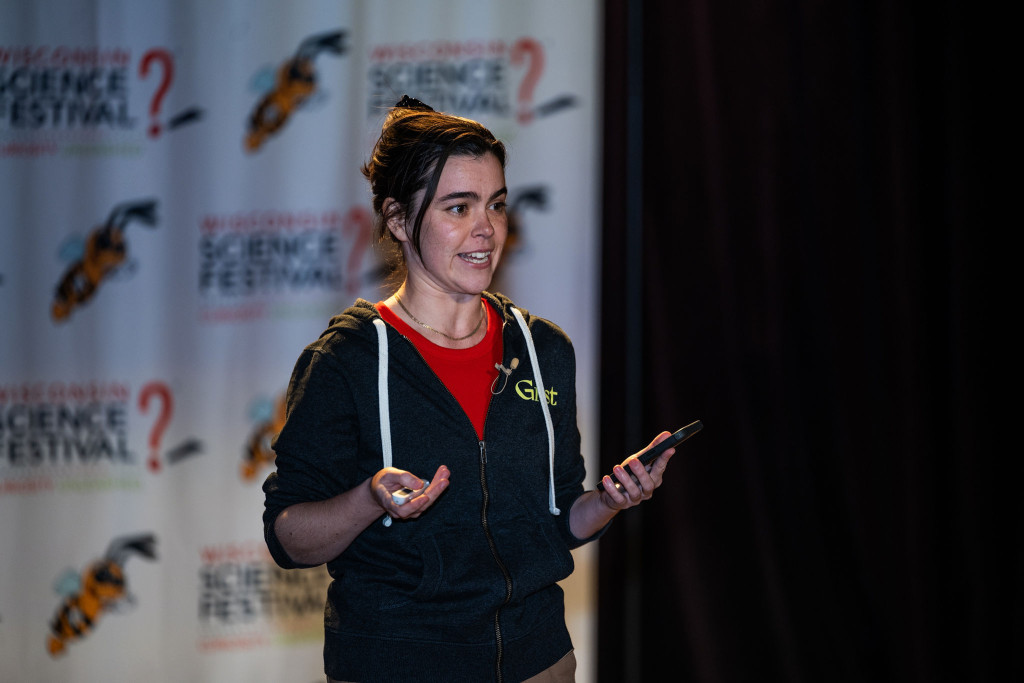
<box><xmin>376</xmin><ymin>299</ymin><xmax>502</xmax><ymax>440</ymax></box>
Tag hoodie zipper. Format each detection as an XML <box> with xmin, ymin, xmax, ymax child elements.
<box><xmin>389</xmin><ymin>308</ymin><xmax>517</xmax><ymax>681</ymax></box>
<box><xmin>483</xmin><ymin>313</ymin><xmax>515</xmax><ymax>682</ymax></box>
<box><xmin>480</xmin><ymin>440</ymin><xmax>513</xmax><ymax>683</ymax></box>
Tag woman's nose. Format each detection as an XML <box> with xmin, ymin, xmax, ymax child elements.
<box><xmin>474</xmin><ymin>210</ymin><xmax>496</xmax><ymax>237</ymax></box>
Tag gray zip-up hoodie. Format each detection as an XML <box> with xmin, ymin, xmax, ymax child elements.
<box><xmin>263</xmin><ymin>292</ymin><xmax>602</xmax><ymax>682</ymax></box>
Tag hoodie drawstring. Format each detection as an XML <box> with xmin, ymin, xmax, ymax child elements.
<box><xmin>511</xmin><ymin>308</ymin><xmax>560</xmax><ymax>516</ymax></box>
<box><xmin>373</xmin><ymin>318</ymin><xmax>394</xmax><ymax>527</ymax></box>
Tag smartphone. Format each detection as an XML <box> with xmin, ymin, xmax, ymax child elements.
<box><xmin>598</xmin><ymin>420</ymin><xmax>703</xmax><ymax>493</ymax></box>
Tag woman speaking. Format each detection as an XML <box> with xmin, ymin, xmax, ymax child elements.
<box><xmin>263</xmin><ymin>96</ymin><xmax>678</xmax><ymax>683</ymax></box>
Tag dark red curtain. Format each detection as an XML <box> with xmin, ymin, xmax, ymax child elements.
<box><xmin>597</xmin><ymin>1</ymin><xmax>1006</xmax><ymax>681</ymax></box>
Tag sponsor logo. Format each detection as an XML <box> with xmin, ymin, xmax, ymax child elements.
<box><xmin>0</xmin><ymin>380</ymin><xmax>199</xmax><ymax>494</ymax></box>
<box><xmin>47</xmin><ymin>534</ymin><xmax>157</xmax><ymax>657</ymax></box>
<box><xmin>0</xmin><ymin>46</ymin><xmax>134</xmax><ymax>132</ymax></box>
<box><xmin>244</xmin><ymin>30</ymin><xmax>346</xmax><ymax>152</ymax></box>
<box><xmin>197</xmin><ymin>540</ymin><xmax>329</xmax><ymax>651</ymax></box>
<box><xmin>240</xmin><ymin>393</ymin><xmax>285</xmax><ymax>482</ymax></box>
<box><xmin>366</xmin><ymin>37</ymin><xmax>577</xmax><ymax>125</ymax></box>
<box><xmin>0</xmin><ymin>381</ymin><xmax>135</xmax><ymax>487</ymax></box>
<box><xmin>0</xmin><ymin>45</ymin><xmax>201</xmax><ymax>157</ymax></box>
<box><xmin>503</xmin><ymin>184</ymin><xmax>550</xmax><ymax>257</ymax></box>
<box><xmin>197</xmin><ymin>206</ymin><xmax>375</xmax><ymax>323</ymax></box>
<box><xmin>514</xmin><ymin>379</ymin><xmax>558</xmax><ymax>406</ymax></box>
<box><xmin>137</xmin><ymin>380</ymin><xmax>203</xmax><ymax>473</ymax></box>
<box><xmin>51</xmin><ymin>199</ymin><xmax>158</xmax><ymax>322</ymax></box>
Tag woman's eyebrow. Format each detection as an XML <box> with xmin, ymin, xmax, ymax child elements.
<box><xmin>436</xmin><ymin>187</ymin><xmax>508</xmax><ymax>203</ymax></box>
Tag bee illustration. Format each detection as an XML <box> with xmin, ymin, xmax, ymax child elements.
<box><xmin>506</xmin><ymin>185</ymin><xmax>550</xmax><ymax>255</ymax></box>
<box><xmin>244</xmin><ymin>30</ymin><xmax>346</xmax><ymax>152</ymax></box>
<box><xmin>51</xmin><ymin>199</ymin><xmax>158</xmax><ymax>321</ymax></box>
<box><xmin>241</xmin><ymin>394</ymin><xmax>287</xmax><ymax>481</ymax></box>
<box><xmin>47</xmin><ymin>534</ymin><xmax>157</xmax><ymax>656</ymax></box>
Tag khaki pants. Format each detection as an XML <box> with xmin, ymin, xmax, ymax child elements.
<box><xmin>328</xmin><ymin>650</ymin><xmax>576</xmax><ymax>683</ymax></box>
<box><xmin>523</xmin><ymin>650</ymin><xmax>577</xmax><ymax>682</ymax></box>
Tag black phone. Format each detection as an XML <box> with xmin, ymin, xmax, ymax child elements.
<box><xmin>598</xmin><ymin>419</ymin><xmax>703</xmax><ymax>493</ymax></box>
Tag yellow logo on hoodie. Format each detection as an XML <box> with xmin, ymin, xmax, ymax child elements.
<box><xmin>514</xmin><ymin>380</ymin><xmax>557</xmax><ymax>406</ymax></box>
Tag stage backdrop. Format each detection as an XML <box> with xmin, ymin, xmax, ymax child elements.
<box><xmin>0</xmin><ymin>2</ymin><xmax>603</xmax><ymax>681</ymax></box>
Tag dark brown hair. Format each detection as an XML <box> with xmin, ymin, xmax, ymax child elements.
<box><xmin>362</xmin><ymin>97</ymin><xmax>507</xmax><ymax>271</ymax></box>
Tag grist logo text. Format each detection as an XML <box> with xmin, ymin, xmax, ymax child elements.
<box><xmin>514</xmin><ymin>380</ymin><xmax>557</xmax><ymax>406</ymax></box>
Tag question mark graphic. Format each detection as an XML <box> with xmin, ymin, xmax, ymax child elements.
<box><xmin>139</xmin><ymin>49</ymin><xmax>174</xmax><ymax>138</ymax></box>
<box><xmin>343</xmin><ymin>206</ymin><xmax>374</xmax><ymax>296</ymax></box>
<box><xmin>139</xmin><ymin>381</ymin><xmax>173</xmax><ymax>472</ymax></box>
<box><xmin>510</xmin><ymin>38</ymin><xmax>544</xmax><ymax>125</ymax></box>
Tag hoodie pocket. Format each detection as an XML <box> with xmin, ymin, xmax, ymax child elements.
<box><xmin>342</xmin><ymin>527</ymin><xmax>500</xmax><ymax>616</ymax></box>
<box><xmin>490</xmin><ymin>514</ymin><xmax>575</xmax><ymax>602</ymax></box>
<box><xmin>414</xmin><ymin>528</ymin><xmax>507</xmax><ymax>609</ymax></box>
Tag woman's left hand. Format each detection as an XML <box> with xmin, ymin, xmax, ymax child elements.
<box><xmin>598</xmin><ymin>431</ymin><xmax>676</xmax><ymax>510</ymax></box>
<box><xmin>568</xmin><ymin>431</ymin><xmax>677</xmax><ymax>539</ymax></box>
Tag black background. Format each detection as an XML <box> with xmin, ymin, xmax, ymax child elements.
<box><xmin>597</xmin><ymin>1</ymin><xmax>1006</xmax><ymax>681</ymax></box>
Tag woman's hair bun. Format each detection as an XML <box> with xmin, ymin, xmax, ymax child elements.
<box><xmin>394</xmin><ymin>95</ymin><xmax>434</xmax><ymax>112</ymax></box>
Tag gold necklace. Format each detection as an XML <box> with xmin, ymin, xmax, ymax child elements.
<box><xmin>395</xmin><ymin>295</ymin><xmax>486</xmax><ymax>342</ymax></box>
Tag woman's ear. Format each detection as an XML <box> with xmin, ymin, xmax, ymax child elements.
<box><xmin>383</xmin><ymin>199</ymin><xmax>409</xmax><ymax>243</ymax></box>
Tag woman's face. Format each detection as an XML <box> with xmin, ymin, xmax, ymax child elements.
<box><xmin>396</xmin><ymin>153</ymin><xmax>508</xmax><ymax>299</ymax></box>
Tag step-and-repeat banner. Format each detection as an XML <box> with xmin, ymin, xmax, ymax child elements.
<box><xmin>0</xmin><ymin>2</ymin><xmax>602</xmax><ymax>680</ymax></box>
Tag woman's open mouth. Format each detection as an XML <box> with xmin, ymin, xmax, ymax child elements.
<box><xmin>459</xmin><ymin>250</ymin><xmax>492</xmax><ymax>265</ymax></box>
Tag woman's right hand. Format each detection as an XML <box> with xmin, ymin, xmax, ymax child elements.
<box><xmin>371</xmin><ymin>464</ymin><xmax>450</xmax><ymax>520</ymax></box>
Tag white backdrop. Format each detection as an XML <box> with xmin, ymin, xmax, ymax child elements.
<box><xmin>0</xmin><ymin>1</ymin><xmax>603</xmax><ymax>681</ymax></box>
